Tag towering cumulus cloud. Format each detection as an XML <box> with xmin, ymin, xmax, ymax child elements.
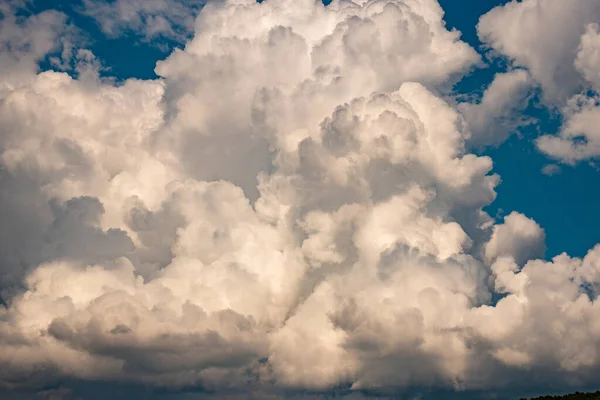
<box><xmin>1</xmin><ymin>0</ymin><xmax>600</xmax><ymax>398</ymax></box>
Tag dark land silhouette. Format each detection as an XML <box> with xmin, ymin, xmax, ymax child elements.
<box><xmin>523</xmin><ymin>391</ymin><xmax>600</xmax><ymax>400</ymax></box>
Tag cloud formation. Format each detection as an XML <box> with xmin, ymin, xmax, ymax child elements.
<box><xmin>1</xmin><ymin>0</ymin><xmax>600</xmax><ymax>398</ymax></box>
<box><xmin>459</xmin><ymin>69</ymin><xmax>534</xmax><ymax>147</ymax></box>
<box><xmin>82</xmin><ymin>0</ymin><xmax>205</xmax><ymax>42</ymax></box>
<box><xmin>479</xmin><ymin>0</ymin><xmax>600</xmax><ymax>162</ymax></box>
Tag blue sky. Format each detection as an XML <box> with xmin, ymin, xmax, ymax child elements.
<box><xmin>3</xmin><ymin>0</ymin><xmax>600</xmax><ymax>399</ymax></box>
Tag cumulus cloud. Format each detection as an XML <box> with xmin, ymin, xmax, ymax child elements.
<box><xmin>541</xmin><ymin>164</ymin><xmax>561</xmax><ymax>176</ymax></box>
<box><xmin>535</xmin><ymin>23</ymin><xmax>600</xmax><ymax>163</ymax></box>
<box><xmin>576</xmin><ymin>23</ymin><xmax>600</xmax><ymax>89</ymax></box>
<box><xmin>82</xmin><ymin>0</ymin><xmax>206</xmax><ymax>43</ymax></box>
<box><xmin>0</xmin><ymin>2</ymin><xmax>78</xmax><ymax>88</ymax></box>
<box><xmin>468</xmin><ymin>246</ymin><xmax>600</xmax><ymax>383</ymax></box>
<box><xmin>478</xmin><ymin>0</ymin><xmax>600</xmax><ymax>163</ymax></box>
<box><xmin>1</xmin><ymin>0</ymin><xmax>600</xmax><ymax>398</ymax></box>
<box><xmin>478</xmin><ymin>0</ymin><xmax>600</xmax><ymax>102</ymax></box>
<box><xmin>484</xmin><ymin>212</ymin><xmax>546</xmax><ymax>266</ymax></box>
<box><xmin>459</xmin><ymin>69</ymin><xmax>534</xmax><ymax>147</ymax></box>
<box><xmin>536</xmin><ymin>92</ymin><xmax>600</xmax><ymax>163</ymax></box>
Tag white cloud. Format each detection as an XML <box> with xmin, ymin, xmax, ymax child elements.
<box><xmin>537</xmin><ymin>93</ymin><xmax>600</xmax><ymax>163</ymax></box>
<box><xmin>0</xmin><ymin>3</ymin><xmax>77</xmax><ymax>90</ymax></box>
<box><xmin>484</xmin><ymin>211</ymin><xmax>546</xmax><ymax>266</ymax></box>
<box><xmin>576</xmin><ymin>23</ymin><xmax>600</xmax><ymax>89</ymax></box>
<box><xmin>478</xmin><ymin>0</ymin><xmax>600</xmax><ymax>102</ymax></box>
<box><xmin>459</xmin><ymin>69</ymin><xmax>534</xmax><ymax>147</ymax></box>
<box><xmin>82</xmin><ymin>0</ymin><xmax>205</xmax><ymax>42</ymax></box>
<box><xmin>541</xmin><ymin>164</ymin><xmax>561</xmax><ymax>176</ymax></box>
<box><xmin>478</xmin><ymin>0</ymin><xmax>600</xmax><ymax>163</ymax></box>
<box><xmin>536</xmin><ymin>25</ymin><xmax>600</xmax><ymax>163</ymax></box>
<box><xmin>468</xmin><ymin>246</ymin><xmax>600</xmax><ymax>380</ymax></box>
<box><xmin>1</xmin><ymin>0</ymin><xmax>600</xmax><ymax>398</ymax></box>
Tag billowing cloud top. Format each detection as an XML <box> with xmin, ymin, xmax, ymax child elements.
<box><xmin>1</xmin><ymin>0</ymin><xmax>600</xmax><ymax>398</ymax></box>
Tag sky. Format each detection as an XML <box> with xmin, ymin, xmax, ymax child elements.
<box><xmin>1</xmin><ymin>0</ymin><xmax>600</xmax><ymax>399</ymax></box>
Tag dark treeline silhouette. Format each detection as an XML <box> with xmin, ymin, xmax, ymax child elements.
<box><xmin>522</xmin><ymin>391</ymin><xmax>600</xmax><ymax>400</ymax></box>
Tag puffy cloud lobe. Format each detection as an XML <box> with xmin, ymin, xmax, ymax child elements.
<box><xmin>0</xmin><ymin>258</ymin><xmax>266</xmax><ymax>388</ymax></box>
<box><xmin>152</xmin><ymin>0</ymin><xmax>479</xmax><ymax>198</ymax></box>
<box><xmin>459</xmin><ymin>69</ymin><xmax>534</xmax><ymax>147</ymax></box>
<box><xmin>0</xmin><ymin>180</ymin><xmax>304</xmax><ymax>388</ymax></box>
<box><xmin>536</xmin><ymin>25</ymin><xmax>600</xmax><ymax>163</ymax></box>
<box><xmin>478</xmin><ymin>0</ymin><xmax>600</xmax><ymax>163</ymax></box>
<box><xmin>468</xmin><ymin>246</ymin><xmax>600</xmax><ymax>384</ymax></box>
<box><xmin>536</xmin><ymin>93</ymin><xmax>600</xmax><ymax>163</ymax></box>
<box><xmin>541</xmin><ymin>164</ymin><xmax>561</xmax><ymax>176</ymax></box>
<box><xmin>0</xmin><ymin>67</ymin><xmax>169</xmax><ymax>293</ymax></box>
<box><xmin>484</xmin><ymin>211</ymin><xmax>546</xmax><ymax>266</ymax></box>
<box><xmin>41</xmin><ymin>196</ymin><xmax>135</xmax><ymax>264</ymax></box>
<box><xmin>576</xmin><ymin>24</ymin><xmax>600</xmax><ymax>89</ymax></box>
<box><xmin>0</xmin><ymin>3</ymin><xmax>76</xmax><ymax>90</ymax></box>
<box><xmin>478</xmin><ymin>0</ymin><xmax>600</xmax><ymax>102</ymax></box>
<box><xmin>1</xmin><ymin>0</ymin><xmax>600</xmax><ymax>398</ymax></box>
